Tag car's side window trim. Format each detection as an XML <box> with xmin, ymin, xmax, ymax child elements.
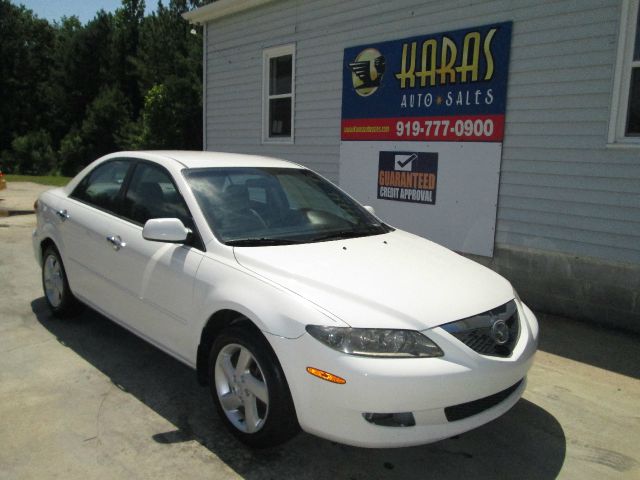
<box><xmin>69</xmin><ymin>158</ymin><xmax>205</xmax><ymax>251</ymax></box>
<box><xmin>69</xmin><ymin>158</ymin><xmax>136</xmax><ymax>217</ymax></box>
<box><xmin>120</xmin><ymin>160</ymin><xmax>206</xmax><ymax>252</ymax></box>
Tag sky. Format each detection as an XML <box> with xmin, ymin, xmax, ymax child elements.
<box><xmin>18</xmin><ymin>0</ymin><xmax>158</xmax><ymax>24</ymax></box>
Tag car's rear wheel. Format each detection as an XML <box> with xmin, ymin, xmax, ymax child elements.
<box><xmin>42</xmin><ymin>246</ymin><xmax>79</xmax><ymax>317</ymax></box>
<box><xmin>209</xmin><ymin>323</ymin><xmax>299</xmax><ymax>448</ymax></box>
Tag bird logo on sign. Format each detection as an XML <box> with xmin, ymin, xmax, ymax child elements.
<box><xmin>349</xmin><ymin>48</ymin><xmax>386</xmax><ymax>97</ymax></box>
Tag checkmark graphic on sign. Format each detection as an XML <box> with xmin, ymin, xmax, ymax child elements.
<box><xmin>395</xmin><ymin>153</ymin><xmax>418</xmax><ymax>171</ymax></box>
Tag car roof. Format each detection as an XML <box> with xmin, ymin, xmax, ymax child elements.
<box><xmin>131</xmin><ymin>150</ymin><xmax>304</xmax><ymax>170</ymax></box>
<box><xmin>63</xmin><ymin>150</ymin><xmax>308</xmax><ymax>195</ymax></box>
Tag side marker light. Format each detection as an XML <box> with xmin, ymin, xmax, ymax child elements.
<box><xmin>306</xmin><ymin>367</ymin><xmax>346</xmax><ymax>384</ymax></box>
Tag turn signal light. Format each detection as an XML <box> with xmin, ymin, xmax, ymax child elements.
<box><xmin>306</xmin><ymin>367</ymin><xmax>346</xmax><ymax>384</ymax></box>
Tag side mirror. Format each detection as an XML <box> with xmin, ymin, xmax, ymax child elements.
<box><xmin>363</xmin><ymin>205</ymin><xmax>376</xmax><ymax>215</ymax></box>
<box><xmin>142</xmin><ymin>218</ymin><xmax>191</xmax><ymax>243</ymax></box>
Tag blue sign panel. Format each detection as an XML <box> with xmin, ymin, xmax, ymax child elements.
<box><xmin>341</xmin><ymin>22</ymin><xmax>512</xmax><ymax>142</ymax></box>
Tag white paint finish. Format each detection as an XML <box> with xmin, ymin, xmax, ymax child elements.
<box><xmin>95</xmin><ymin>217</ymin><xmax>205</xmax><ymax>359</ymax></box>
<box><xmin>183</xmin><ymin>0</ymin><xmax>275</xmax><ymax>24</ymax></box>
<box><xmin>33</xmin><ymin>151</ymin><xmax>539</xmax><ymax>447</ymax></box>
<box><xmin>268</xmin><ymin>318</ymin><xmax>536</xmax><ymax>447</ymax></box>
<box><xmin>339</xmin><ymin>142</ymin><xmax>502</xmax><ymax>257</ymax></box>
<box><xmin>202</xmin><ymin>0</ymin><xmax>640</xmax><ymax>264</ymax></box>
<box><xmin>142</xmin><ymin>218</ymin><xmax>190</xmax><ymax>243</ymax></box>
<box><xmin>234</xmin><ymin>229</ymin><xmax>513</xmax><ymax>329</ymax></box>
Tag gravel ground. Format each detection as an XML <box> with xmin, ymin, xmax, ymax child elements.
<box><xmin>0</xmin><ymin>182</ymin><xmax>638</xmax><ymax>480</ymax></box>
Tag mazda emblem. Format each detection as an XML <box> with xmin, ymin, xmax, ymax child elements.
<box><xmin>490</xmin><ymin>319</ymin><xmax>509</xmax><ymax>345</ymax></box>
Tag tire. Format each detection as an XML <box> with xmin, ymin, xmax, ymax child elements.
<box><xmin>209</xmin><ymin>323</ymin><xmax>300</xmax><ymax>448</ymax></box>
<box><xmin>41</xmin><ymin>246</ymin><xmax>80</xmax><ymax>317</ymax></box>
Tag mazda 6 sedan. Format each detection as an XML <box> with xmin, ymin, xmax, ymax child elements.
<box><xmin>33</xmin><ymin>151</ymin><xmax>538</xmax><ymax>448</ymax></box>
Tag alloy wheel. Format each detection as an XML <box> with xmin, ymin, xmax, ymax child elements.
<box><xmin>214</xmin><ymin>343</ymin><xmax>269</xmax><ymax>433</ymax></box>
<box><xmin>43</xmin><ymin>254</ymin><xmax>64</xmax><ymax>308</ymax></box>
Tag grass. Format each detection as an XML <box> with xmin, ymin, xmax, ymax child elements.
<box><xmin>4</xmin><ymin>174</ymin><xmax>71</xmax><ymax>187</ymax></box>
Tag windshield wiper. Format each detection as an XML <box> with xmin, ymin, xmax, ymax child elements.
<box><xmin>310</xmin><ymin>227</ymin><xmax>384</xmax><ymax>243</ymax></box>
<box><xmin>226</xmin><ymin>238</ymin><xmax>302</xmax><ymax>247</ymax></box>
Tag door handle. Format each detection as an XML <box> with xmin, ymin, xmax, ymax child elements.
<box><xmin>56</xmin><ymin>209</ymin><xmax>69</xmax><ymax>221</ymax></box>
<box><xmin>106</xmin><ymin>235</ymin><xmax>126</xmax><ymax>251</ymax></box>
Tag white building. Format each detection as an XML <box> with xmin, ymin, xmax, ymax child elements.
<box><xmin>185</xmin><ymin>0</ymin><xmax>640</xmax><ymax>332</ymax></box>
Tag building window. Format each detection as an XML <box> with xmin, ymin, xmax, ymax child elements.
<box><xmin>610</xmin><ymin>0</ymin><xmax>640</xmax><ymax>144</ymax></box>
<box><xmin>263</xmin><ymin>44</ymin><xmax>295</xmax><ymax>143</ymax></box>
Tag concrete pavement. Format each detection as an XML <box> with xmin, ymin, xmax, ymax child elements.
<box><xmin>0</xmin><ymin>182</ymin><xmax>638</xmax><ymax>479</ymax></box>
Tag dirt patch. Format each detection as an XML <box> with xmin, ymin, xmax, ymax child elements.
<box><xmin>0</xmin><ymin>182</ymin><xmax>52</xmax><ymax>212</ymax></box>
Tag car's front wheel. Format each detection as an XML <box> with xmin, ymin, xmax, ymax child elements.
<box><xmin>209</xmin><ymin>323</ymin><xmax>299</xmax><ymax>448</ymax></box>
<box><xmin>42</xmin><ymin>245</ymin><xmax>79</xmax><ymax>317</ymax></box>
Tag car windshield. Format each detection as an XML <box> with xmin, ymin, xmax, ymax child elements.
<box><xmin>183</xmin><ymin>167</ymin><xmax>391</xmax><ymax>245</ymax></box>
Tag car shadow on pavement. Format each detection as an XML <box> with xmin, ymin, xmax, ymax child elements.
<box><xmin>537</xmin><ymin>313</ymin><xmax>640</xmax><ymax>380</ymax></box>
<box><xmin>32</xmin><ymin>298</ymin><xmax>566</xmax><ymax>480</ymax></box>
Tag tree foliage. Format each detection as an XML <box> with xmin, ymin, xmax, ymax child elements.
<box><xmin>0</xmin><ymin>2</ymin><xmax>55</xmax><ymax>154</ymax></box>
<box><xmin>59</xmin><ymin>86</ymin><xmax>132</xmax><ymax>175</ymax></box>
<box><xmin>134</xmin><ymin>76</ymin><xmax>201</xmax><ymax>150</ymax></box>
<box><xmin>11</xmin><ymin>130</ymin><xmax>56</xmax><ymax>174</ymax></box>
<box><xmin>0</xmin><ymin>0</ymin><xmax>208</xmax><ymax>175</ymax></box>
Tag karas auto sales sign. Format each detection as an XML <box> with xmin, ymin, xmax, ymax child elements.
<box><xmin>341</xmin><ymin>22</ymin><xmax>512</xmax><ymax>142</ymax></box>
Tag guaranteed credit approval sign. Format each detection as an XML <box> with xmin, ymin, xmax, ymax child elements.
<box><xmin>341</xmin><ymin>22</ymin><xmax>512</xmax><ymax>142</ymax></box>
<box><xmin>377</xmin><ymin>152</ymin><xmax>438</xmax><ymax>205</ymax></box>
<box><xmin>339</xmin><ymin>22</ymin><xmax>511</xmax><ymax>256</ymax></box>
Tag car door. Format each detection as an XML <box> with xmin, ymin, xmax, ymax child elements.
<box><xmin>99</xmin><ymin>161</ymin><xmax>205</xmax><ymax>362</ymax></box>
<box><xmin>58</xmin><ymin>159</ymin><xmax>134</xmax><ymax>314</ymax></box>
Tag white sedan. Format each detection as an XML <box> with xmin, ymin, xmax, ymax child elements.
<box><xmin>33</xmin><ymin>151</ymin><xmax>538</xmax><ymax>448</ymax></box>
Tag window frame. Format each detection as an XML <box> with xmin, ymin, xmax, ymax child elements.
<box><xmin>609</xmin><ymin>0</ymin><xmax>640</xmax><ymax>145</ymax></box>
<box><xmin>70</xmin><ymin>158</ymin><xmax>204</xmax><ymax>251</ymax></box>
<box><xmin>121</xmin><ymin>161</ymin><xmax>188</xmax><ymax>225</ymax></box>
<box><xmin>70</xmin><ymin>158</ymin><xmax>134</xmax><ymax>216</ymax></box>
<box><xmin>120</xmin><ymin>160</ymin><xmax>205</xmax><ymax>251</ymax></box>
<box><xmin>262</xmin><ymin>43</ymin><xmax>296</xmax><ymax>144</ymax></box>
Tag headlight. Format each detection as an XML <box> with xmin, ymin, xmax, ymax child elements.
<box><xmin>305</xmin><ymin>325</ymin><xmax>443</xmax><ymax>358</ymax></box>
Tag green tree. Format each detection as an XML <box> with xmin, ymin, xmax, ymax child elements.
<box><xmin>47</xmin><ymin>12</ymin><xmax>116</xmax><ymax>148</ymax></box>
<box><xmin>112</xmin><ymin>0</ymin><xmax>146</xmax><ymax>117</ymax></box>
<box><xmin>0</xmin><ymin>1</ymin><xmax>55</xmax><ymax>154</ymax></box>
<box><xmin>133</xmin><ymin>0</ymin><xmax>204</xmax><ymax>149</ymax></box>
<box><xmin>134</xmin><ymin>75</ymin><xmax>201</xmax><ymax>149</ymax></box>
<box><xmin>58</xmin><ymin>128</ymin><xmax>87</xmax><ymax>177</ymax></box>
<box><xmin>136</xmin><ymin>0</ymin><xmax>202</xmax><ymax>91</ymax></box>
<box><xmin>1</xmin><ymin>0</ymin><xmax>208</xmax><ymax>176</ymax></box>
<box><xmin>59</xmin><ymin>86</ymin><xmax>131</xmax><ymax>175</ymax></box>
<box><xmin>11</xmin><ymin>130</ymin><xmax>56</xmax><ymax>174</ymax></box>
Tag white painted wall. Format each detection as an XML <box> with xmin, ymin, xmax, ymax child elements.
<box><xmin>203</xmin><ymin>0</ymin><xmax>640</xmax><ymax>264</ymax></box>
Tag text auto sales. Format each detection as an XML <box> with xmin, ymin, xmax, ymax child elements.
<box><xmin>396</xmin><ymin>28</ymin><xmax>498</xmax><ymax>112</ymax></box>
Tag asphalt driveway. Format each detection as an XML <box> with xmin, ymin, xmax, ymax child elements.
<box><xmin>1</xmin><ymin>182</ymin><xmax>638</xmax><ymax>479</ymax></box>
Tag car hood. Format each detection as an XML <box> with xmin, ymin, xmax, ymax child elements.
<box><xmin>233</xmin><ymin>230</ymin><xmax>514</xmax><ymax>331</ymax></box>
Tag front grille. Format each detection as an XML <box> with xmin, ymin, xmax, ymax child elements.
<box><xmin>441</xmin><ymin>300</ymin><xmax>520</xmax><ymax>357</ymax></box>
<box><xmin>444</xmin><ymin>379</ymin><xmax>523</xmax><ymax>422</ymax></box>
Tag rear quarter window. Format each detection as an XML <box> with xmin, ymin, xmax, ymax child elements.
<box><xmin>71</xmin><ymin>160</ymin><xmax>130</xmax><ymax>214</ymax></box>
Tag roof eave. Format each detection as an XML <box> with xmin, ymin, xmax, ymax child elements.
<box><xmin>182</xmin><ymin>0</ymin><xmax>276</xmax><ymax>25</ymax></box>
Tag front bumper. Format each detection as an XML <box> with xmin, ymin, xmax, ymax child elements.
<box><xmin>266</xmin><ymin>301</ymin><xmax>538</xmax><ymax>448</ymax></box>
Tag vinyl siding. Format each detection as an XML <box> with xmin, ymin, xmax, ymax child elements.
<box><xmin>204</xmin><ymin>0</ymin><xmax>640</xmax><ymax>265</ymax></box>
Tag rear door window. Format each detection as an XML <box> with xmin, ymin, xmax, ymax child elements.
<box><xmin>71</xmin><ymin>160</ymin><xmax>131</xmax><ymax>214</ymax></box>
